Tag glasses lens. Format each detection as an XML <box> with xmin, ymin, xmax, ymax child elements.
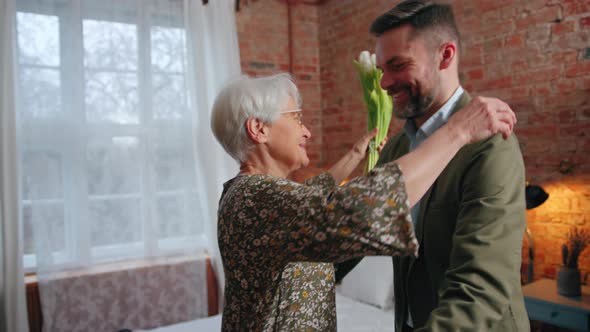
<box><xmin>295</xmin><ymin>112</ymin><xmax>303</xmax><ymax>125</ymax></box>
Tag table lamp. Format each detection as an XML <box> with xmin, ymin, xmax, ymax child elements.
<box><xmin>525</xmin><ymin>184</ymin><xmax>549</xmax><ymax>283</ymax></box>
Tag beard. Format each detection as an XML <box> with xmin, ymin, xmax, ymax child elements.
<box><xmin>392</xmin><ymin>88</ymin><xmax>435</xmax><ymax>120</ymax></box>
<box><xmin>390</xmin><ymin>64</ymin><xmax>439</xmax><ymax>120</ymax></box>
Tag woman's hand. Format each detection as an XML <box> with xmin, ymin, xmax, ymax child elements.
<box><xmin>329</xmin><ymin>128</ymin><xmax>387</xmax><ymax>184</ymax></box>
<box><xmin>447</xmin><ymin>96</ymin><xmax>516</xmax><ymax>144</ymax></box>
<box><xmin>351</xmin><ymin>128</ymin><xmax>387</xmax><ymax>160</ymax></box>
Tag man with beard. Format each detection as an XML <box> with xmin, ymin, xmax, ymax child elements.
<box><xmin>336</xmin><ymin>1</ymin><xmax>529</xmax><ymax>331</ymax></box>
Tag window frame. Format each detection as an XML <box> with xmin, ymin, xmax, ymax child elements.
<box><xmin>16</xmin><ymin>0</ymin><xmax>207</xmax><ymax>273</ymax></box>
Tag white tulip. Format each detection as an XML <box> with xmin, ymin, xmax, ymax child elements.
<box><xmin>371</xmin><ymin>53</ymin><xmax>377</xmax><ymax>68</ymax></box>
<box><xmin>359</xmin><ymin>50</ymin><xmax>373</xmax><ymax>73</ymax></box>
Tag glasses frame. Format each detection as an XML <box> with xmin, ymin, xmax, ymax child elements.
<box><xmin>278</xmin><ymin>109</ymin><xmax>303</xmax><ymax>126</ymax></box>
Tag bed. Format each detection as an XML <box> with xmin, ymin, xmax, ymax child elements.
<box><xmin>139</xmin><ymin>257</ymin><xmax>395</xmax><ymax>332</ymax></box>
<box><xmin>139</xmin><ymin>291</ymin><xmax>394</xmax><ymax>332</ymax></box>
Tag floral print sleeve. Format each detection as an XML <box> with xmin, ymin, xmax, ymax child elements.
<box><xmin>303</xmin><ymin>172</ymin><xmax>337</xmax><ymax>189</ymax></box>
<box><xmin>221</xmin><ymin>162</ymin><xmax>417</xmax><ymax>264</ymax></box>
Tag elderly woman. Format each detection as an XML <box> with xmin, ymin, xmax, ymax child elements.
<box><xmin>211</xmin><ymin>73</ymin><xmax>515</xmax><ymax>331</ymax></box>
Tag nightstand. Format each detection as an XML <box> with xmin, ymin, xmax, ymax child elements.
<box><xmin>523</xmin><ymin>278</ymin><xmax>590</xmax><ymax>331</ymax></box>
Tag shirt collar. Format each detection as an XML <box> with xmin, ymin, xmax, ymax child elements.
<box><xmin>404</xmin><ymin>86</ymin><xmax>464</xmax><ymax>139</ymax></box>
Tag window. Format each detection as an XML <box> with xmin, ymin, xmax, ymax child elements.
<box><xmin>17</xmin><ymin>0</ymin><xmax>208</xmax><ymax>271</ymax></box>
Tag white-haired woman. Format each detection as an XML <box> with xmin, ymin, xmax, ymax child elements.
<box><xmin>211</xmin><ymin>73</ymin><xmax>515</xmax><ymax>331</ymax></box>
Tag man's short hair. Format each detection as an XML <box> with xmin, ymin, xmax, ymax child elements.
<box><xmin>370</xmin><ymin>0</ymin><xmax>461</xmax><ymax>53</ymax></box>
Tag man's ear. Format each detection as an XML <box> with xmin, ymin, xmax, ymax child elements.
<box><xmin>245</xmin><ymin>117</ymin><xmax>270</xmax><ymax>144</ymax></box>
<box><xmin>439</xmin><ymin>41</ymin><xmax>457</xmax><ymax>70</ymax></box>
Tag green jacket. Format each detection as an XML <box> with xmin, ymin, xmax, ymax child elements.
<box><xmin>337</xmin><ymin>92</ymin><xmax>529</xmax><ymax>331</ymax></box>
<box><xmin>336</xmin><ymin>93</ymin><xmax>530</xmax><ymax>332</ymax></box>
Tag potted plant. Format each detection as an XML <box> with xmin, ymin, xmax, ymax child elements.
<box><xmin>557</xmin><ymin>227</ymin><xmax>590</xmax><ymax>297</ymax></box>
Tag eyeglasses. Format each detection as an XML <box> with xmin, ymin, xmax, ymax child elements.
<box><xmin>279</xmin><ymin>109</ymin><xmax>303</xmax><ymax>126</ymax></box>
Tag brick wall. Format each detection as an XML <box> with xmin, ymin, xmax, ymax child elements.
<box><xmin>236</xmin><ymin>0</ymin><xmax>590</xmax><ymax>280</ymax></box>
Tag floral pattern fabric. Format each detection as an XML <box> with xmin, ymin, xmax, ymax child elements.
<box><xmin>37</xmin><ymin>256</ymin><xmax>209</xmax><ymax>331</ymax></box>
<box><xmin>218</xmin><ymin>162</ymin><xmax>418</xmax><ymax>331</ymax></box>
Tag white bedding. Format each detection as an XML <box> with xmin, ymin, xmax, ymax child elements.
<box><xmin>335</xmin><ymin>292</ymin><xmax>395</xmax><ymax>331</ymax></box>
<box><xmin>140</xmin><ymin>291</ymin><xmax>395</xmax><ymax>332</ymax></box>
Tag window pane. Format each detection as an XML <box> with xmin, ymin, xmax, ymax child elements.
<box><xmin>157</xmin><ymin>195</ymin><xmax>184</xmax><ymax>238</ymax></box>
<box><xmin>186</xmin><ymin>192</ymin><xmax>201</xmax><ymax>235</ymax></box>
<box><xmin>152</xmin><ymin>74</ymin><xmax>186</xmax><ymax>120</ymax></box>
<box><xmin>89</xmin><ymin>198</ymin><xmax>141</xmax><ymax>247</ymax></box>
<box><xmin>154</xmin><ymin>146</ymin><xmax>195</xmax><ymax>191</ymax></box>
<box><xmin>87</xmin><ymin>137</ymin><xmax>141</xmax><ymax>195</ymax></box>
<box><xmin>22</xmin><ymin>150</ymin><xmax>63</xmax><ymax>200</ymax></box>
<box><xmin>157</xmin><ymin>194</ymin><xmax>200</xmax><ymax>239</ymax></box>
<box><xmin>19</xmin><ymin>68</ymin><xmax>61</xmax><ymax>119</ymax></box>
<box><xmin>17</xmin><ymin>13</ymin><xmax>60</xmax><ymax>66</ymax></box>
<box><xmin>23</xmin><ymin>203</ymin><xmax>65</xmax><ymax>255</ymax></box>
<box><xmin>85</xmin><ymin>72</ymin><xmax>138</xmax><ymax>123</ymax></box>
<box><xmin>151</xmin><ymin>27</ymin><xmax>185</xmax><ymax>73</ymax></box>
<box><xmin>83</xmin><ymin>20</ymin><xmax>137</xmax><ymax>70</ymax></box>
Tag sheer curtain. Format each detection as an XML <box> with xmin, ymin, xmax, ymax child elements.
<box><xmin>185</xmin><ymin>0</ymin><xmax>241</xmax><ymax>304</ymax></box>
<box><xmin>9</xmin><ymin>0</ymin><xmax>239</xmax><ymax>330</ymax></box>
<box><xmin>1</xmin><ymin>0</ymin><xmax>30</xmax><ymax>330</ymax></box>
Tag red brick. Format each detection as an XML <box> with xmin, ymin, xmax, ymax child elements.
<box><xmin>511</xmin><ymin>60</ymin><xmax>528</xmax><ymax>72</ymax></box>
<box><xmin>552</xmin><ymin>20</ymin><xmax>575</xmax><ymax>35</ymax></box>
<box><xmin>517</xmin><ymin>0</ymin><xmax>547</xmax><ymax>12</ymax></box>
<box><xmin>581</xmin><ymin>16</ymin><xmax>590</xmax><ymax>29</ymax></box>
<box><xmin>516</xmin><ymin>125</ymin><xmax>559</xmax><ymax>137</ymax></box>
<box><xmin>467</xmin><ymin>68</ymin><xmax>485</xmax><ymax>80</ymax></box>
<box><xmin>554</xmin><ymin>30</ymin><xmax>590</xmax><ymax>50</ymax></box>
<box><xmin>480</xmin><ymin>22</ymin><xmax>514</xmax><ymax>37</ymax></box>
<box><xmin>563</xmin><ymin>2</ymin><xmax>590</xmax><ymax>16</ymax></box>
<box><xmin>516</xmin><ymin>67</ymin><xmax>561</xmax><ymax>84</ymax></box>
<box><xmin>478</xmin><ymin>0</ymin><xmax>514</xmax><ymax>12</ymax></box>
<box><xmin>556</xmin><ymin>79</ymin><xmax>578</xmax><ymax>93</ymax></box>
<box><xmin>531</xmin><ymin>84</ymin><xmax>551</xmax><ymax>96</ymax></box>
<box><xmin>552</xmin><ymin>50</ymin><xmax>579</xmax><ymax>65</ymax></box>
<box><xmin>566</xmin><ymin>62</ymin><xmax>590</xmax><ymax>77</ymax></box>
<box><xmin>528</xmin><ymin>112</ymin><xmax>554</xmax><ymax>125</ymax></box>
<box><xmin>559</xmin><ymin>124</ymin><xmax>590</xmax><ymax>138</ymax></box>
<box><xmin>558</xmin><ymin>110</ymin><xmax>575</xmax><ymax>124</ymax></box>
<box><xmin>505</xmin><ymin>33</ymin><xmax>525</xmax><ymax>48</ymax></box>
<box><xmin>511</xmin><ymin>86</ymin><xmax>530</xmax><ymax>99</ymax></box>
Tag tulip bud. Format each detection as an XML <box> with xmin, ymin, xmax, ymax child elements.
<box><xmin>359</xmin><ymin>50</ymin><xmax>372</xmax><ymax>73</ymax></box>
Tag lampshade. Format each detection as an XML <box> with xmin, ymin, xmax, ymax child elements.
<box><xmin>525</xmin><ymin>185</ymin><xmax>549</xmax><ymax>210</ymax></box>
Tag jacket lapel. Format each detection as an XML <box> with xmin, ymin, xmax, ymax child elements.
<box><xmin>407</xmin><ymin>91</ymin><xmax>471</xmax><ymax>269</ymax></box>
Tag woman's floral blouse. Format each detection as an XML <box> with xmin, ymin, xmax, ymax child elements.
<box><xmin>218</xmin><ymin>162</ymin><xmax>418</xmax><ymax>331</ymax></box>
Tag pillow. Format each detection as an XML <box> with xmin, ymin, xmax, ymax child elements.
<box><xmin>336</xmin><ymin>256</ymin><xmax>394</xmax><ymax>309</ymax></box>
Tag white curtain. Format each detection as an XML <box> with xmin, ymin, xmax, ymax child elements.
<box><xmin>185</xmin><ymin>0</ymin><xmax>241</xmax><ymax>307</ymax></box>
<box><xmin>7</xmin><ymin>0</ymin><xmax>239</xmax><ymax>330</ymax></box>
<box><xmin>1</xmin><ymin>0</ymin><xmax>30</xmax><ymax>330</ymax></box>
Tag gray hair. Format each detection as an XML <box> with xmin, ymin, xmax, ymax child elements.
<box><xmin>211</xmin><ymin>73</ymin><xmax>302</xmax><ymax>163</ymax></box>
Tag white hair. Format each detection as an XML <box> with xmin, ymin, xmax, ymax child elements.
<box><xmin>211</xmin><ymin>73</ymin><xmax>302</xmax><ymax>163</ymax></box>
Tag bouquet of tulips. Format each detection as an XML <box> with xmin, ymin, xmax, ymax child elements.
<box><xmin>353</xmin><ymin>50</ymin><xmax>393</xmax><ymax>173</ymax></box>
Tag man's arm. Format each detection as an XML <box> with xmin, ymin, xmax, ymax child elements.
<box><xmin>417</xmin><ymin>134</ymin><xmax>526</xmax><ymax>331</ymax></box>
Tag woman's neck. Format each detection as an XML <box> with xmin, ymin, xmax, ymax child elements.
<box><xmin>239</xmin><ymin>156</ymin><xmax>290</xmax><ymax>178</ymax></box>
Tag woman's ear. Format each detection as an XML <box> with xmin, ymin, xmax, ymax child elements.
<box><xmin>245</xmin><ymin>117</ymin><xmax>270</xmax><ymax>144</ymax></box>
<box><xmin>439</xmin><ymin>41</ymin><xmax>457</xmax><ymax>70</ymax></box>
